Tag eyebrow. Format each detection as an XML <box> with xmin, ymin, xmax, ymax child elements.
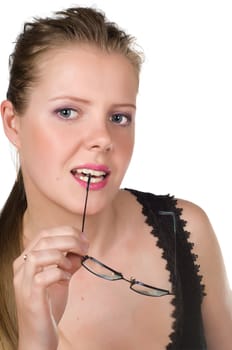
<box><xmin>49</xmin><ymin>96</ymin><xmax>90</xmax><ymax>104</ymax></box>
<box><xmin>48</xmin><ymin>96</ymin><xmax>136</xmax><ymax>110</ymax></box>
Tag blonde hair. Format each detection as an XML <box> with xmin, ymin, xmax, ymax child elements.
<box><xmin>0</xmin><ymin>6</ymin><xmax>143</xmax><ymax>349</ymax></box>
<box><xmin>7</xmin><ymin>7</ymin><xmax>143</xmax><ymax>113</ymax></box>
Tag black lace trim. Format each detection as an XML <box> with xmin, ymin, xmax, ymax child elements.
<box><xmin>125</xmin><ymin>188</ymin><xmax>206</xmax><ymax>350</ymax></box>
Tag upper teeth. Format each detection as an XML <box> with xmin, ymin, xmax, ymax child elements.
<box><xmin>75</xmin><ymin>168</ymin><xmax>107</xmax><ymax>177</ymax></box>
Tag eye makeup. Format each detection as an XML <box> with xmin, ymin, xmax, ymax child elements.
<box><xmin>54</xmin><ymin>107</ymin><xmax>79</xmax><ymax>120</ymax></box>
<box><xmin>110</xmin><ymin>112</ymin><xmax>132</xmax><ymax>126</ymax></box>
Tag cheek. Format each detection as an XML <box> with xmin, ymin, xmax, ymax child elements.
<box><xmin>119</xmin><ymin>131</ymin><xmax>134</xmax><ymax>156</ymax></box>
<box><xmin>19</xmin><ymin>120</ymin><xmax>67</xmax><ymax>172</ymax></box>
<box><xmin>115</xmin><ymin>133</ymin><xmax>134</xmax><ymax>167</ymax></box>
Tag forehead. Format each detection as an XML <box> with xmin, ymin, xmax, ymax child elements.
<box><xmin>33</xmin><ymin>45</ymin><xmax>139</xmax><ymax>100</ymax></box>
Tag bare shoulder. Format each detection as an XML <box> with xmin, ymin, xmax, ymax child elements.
<box><xmin>176</xmin><ymin>198</ymin><xmax>232</xmax><ymax>350</ymax></box>
<box><xmin>176</xmin><ymin>198</ymin><xmax>215</xmax><ymax>247</ymax></box>
<box><xmin>176</xmin><ymin>197</ymin><xmax>210</xmax><ymax>225</ymax></box>
<box><xmin>176</xmin><ymin>197</ymin><xmax>229</xmax><ymax>291</ymax></box>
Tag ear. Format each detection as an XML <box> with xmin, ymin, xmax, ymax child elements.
<box><xmin>1</xmin><ymin>100</ymin><xmax>21</xmax><ymax>149</ymax></box>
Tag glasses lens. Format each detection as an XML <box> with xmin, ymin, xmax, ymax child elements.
<box><xmin>131</xmin><ymin>282</ymin><xmax>170</xmax><ymax>297</ymax></box>
<box><xmin>82</xmin><ymin>257</ymin><xmax>122</xmax><ymax>281</ymax></box>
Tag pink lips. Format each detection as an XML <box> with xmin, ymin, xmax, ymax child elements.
<box><xmin>71</xmin><ymin>163</ymin><xmax>111</xmax><ymax>190</ymax></box>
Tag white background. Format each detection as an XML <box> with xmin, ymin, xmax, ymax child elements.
<box><xmin>0</xmin><ymin>1</ymin><xmax>231</xmax><ymax>286</ymax></box>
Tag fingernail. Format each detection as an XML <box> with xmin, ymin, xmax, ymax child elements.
<box><xmin>80</xmin><ymin>232</ymin><xmax>89</xmax><ymax>242</ymax></box>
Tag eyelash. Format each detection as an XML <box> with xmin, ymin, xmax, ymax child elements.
<box><xmin>109</xmin><ymin>113</ymin><xmax>132</xmax><ymax>126</ymax></box>
<box><xmin>54</xmin><ymin>108</ymin><xmax>132</xmax><ymax>126</ymax></box>
<box><xmin>55</xmin><ymin>108</ymin><xmax>79</xmax><ymax>120</ymax></box>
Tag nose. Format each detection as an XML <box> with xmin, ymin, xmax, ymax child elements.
<box><xmin>86</xmin><ymin>122</ymin><xmax>113</xmax><ymax>153</ymax></box>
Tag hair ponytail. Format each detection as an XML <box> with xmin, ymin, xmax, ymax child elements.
<box><xmin>0</xmin><ymin>169</ymin><xmax>27</xmax><ymax>349</ymax></box>
<box><xmin>0</xmin><ymin>7</ymin><xmax>144</xmax><ymax>348</ymax></box>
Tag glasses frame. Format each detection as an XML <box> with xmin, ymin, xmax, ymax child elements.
<box><xmin>80</xmin><ymin>175</ymin><xmax>176</xmax><ymax>298</ymax></box>
<box><xmin>81</xmin><ymin>255</ymin><xmax>173</xmax><ymax>297</ymax></box>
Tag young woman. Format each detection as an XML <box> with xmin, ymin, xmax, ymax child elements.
<box><xmin>0</xmin><ymin>6</ymin><xmax>231</xmax><ymax>350</ymax></box>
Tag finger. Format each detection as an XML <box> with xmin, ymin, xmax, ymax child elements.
<box><xmin>14</xmin><ymin>250</ymin><xmax>79</xmax><ymax>289</ymax></box>
<box><xmin>23</xmin><ymin>250</ymin><xmax>81</xmax><ymax>281</ymax></box>
<box><xmin>14</xmin><ymin>232</ymin><xmax>88</xmax><ymax>273</ymax></box>
<box><xmin>66</xmin><ymin>252</ymin><xmax>84</xmax><ymax>274</ymax></box>
<box><xmin>33</xmin><ymin>267</ymin><xmax>72</xmax><ymax>289</ymax></box>
<box><xmin>26</xmin><ymin>249</ymin><xmax>74</xmax><ymax>269</ymax></box>
<box><xmin>33</xmin><ymin>235</ymin><xmax>89</xmax><ymax>254</ymax></box>
<box><xmin>15</xmin><ymin>266</ymin><xmax>72</xmax><ymax>302</ymax></box>
<box><xmin>27</xmin><ymin>226</ymin><xmax>89</xmax><ymax>251</ymax></box>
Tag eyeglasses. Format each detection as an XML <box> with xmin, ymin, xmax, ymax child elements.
<box><xmin>81</xmin><ymin>255</ymin><xmax>172</xmax><ymax>297</ymax></box>
<box><xmin>80</xmin><ymin>175</ymin><xmax>174</xmax><ymax>298</ymax></box>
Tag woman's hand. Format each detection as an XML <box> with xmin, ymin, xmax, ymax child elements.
<box><xmin>13</xmin><ymin>226</ymin><xmax>89</xmax><ymax>350</ymax></box>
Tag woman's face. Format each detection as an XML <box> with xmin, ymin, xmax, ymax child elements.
<box><xmin>16</xmin><ymin>45</ymin><xmax>138</xmax><ymax>214</ymax></box>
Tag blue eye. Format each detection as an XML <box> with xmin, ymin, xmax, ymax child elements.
<box><xmin>110</xmin><ymin>113</ymin><xmax>131</xmax><ymax>126</ymax></box>
<box><xmin>56</xmin><ymin>108</ymin><xmax>78</xmax><ymax>120</ymax></box>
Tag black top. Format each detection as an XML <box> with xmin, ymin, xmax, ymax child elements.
<box><xmin>126</xmin><ymin>189</ymin><xmax>207</xmax><ymax>350</ymax></box>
